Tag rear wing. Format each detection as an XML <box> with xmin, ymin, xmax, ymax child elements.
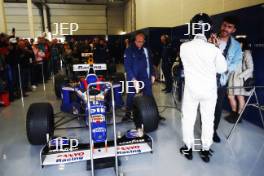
<box><xmin>73</xmin><ymin>64</ymin><xmax>107</xmax><ymax>72</ymax></box>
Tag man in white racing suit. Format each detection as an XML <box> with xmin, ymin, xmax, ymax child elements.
<box><xmin>179</xmin><ymin>13</ymin><xmax>227</xmax><ymax>163</ymax></box>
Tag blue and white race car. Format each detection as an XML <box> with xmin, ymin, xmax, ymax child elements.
<box><xmin>26</xmin><ymin>57</ymin><xmax>160</xmax><ymax>174</ymax></box>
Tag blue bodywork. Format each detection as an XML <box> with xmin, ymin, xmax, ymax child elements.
<box><xmin>60</xmin><ymin>73</ymin><xmax>123</xmax><ymax>144</ymax></box>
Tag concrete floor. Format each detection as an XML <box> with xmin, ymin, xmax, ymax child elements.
<box><xmin>0</xmin><ymin>79</ymin><xmax>264</xmax><ymax>176</ymax></box>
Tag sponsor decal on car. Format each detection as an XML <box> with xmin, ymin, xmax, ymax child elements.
<box><xmin>89</xmin><ymin>95</ymin><xmax>105</xmax><ymax>101</ymax></box>
<box><xmin>92</xmin><ymin>127</ymin><xmax>107</xmax><ymax>133</ymax></box>
<box><xmin>117</xmin><ymin>145</ymin><xmax>141</xmax><ymax>155</ymax></box>
<box><xmin>118</xmin><ymin>139</ymin><xmax>145</xmax><ymax>145</ymax></box>
<box><xmin>90</xmin><ymin>107</ymin><xmax>105</xmax><ymax>114</ymax></box>
<box><xmin>56</xmin><ymin>152</ymin><xmax>85</xmax><ymax>163</ymax></box>
<box><xmin>92</xmin><ymin>114</ymin><xmax>105</xmax><ymax>123</ymax></box>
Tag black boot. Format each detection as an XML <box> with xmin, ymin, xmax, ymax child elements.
<box><xmin>122</xmin><ymin>111</ymin><xmax>132</xmax><ymax>122</ymax></box>
<box><xmin>180</xmin><ymin>145</ymin><xmax>193</xmax><ymax>160</ymax></box>
<box><xmin>199</xmin><ymin>149</ymin><xmax>213</xmax><ymax>163</ymax></box>
<box><xmin>213</xmin><ymin>132</ymin><xmax>221</xmax><ymax>143</ymax></box>
<box><xmin>225</xmin><ymin>111</ymin><xmax>238</xmax><ymax>124</ymax></box>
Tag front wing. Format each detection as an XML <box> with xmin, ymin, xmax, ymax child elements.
<box><xmin>40</xmin><ymin>134</ymin><xmax>153</xmax><ymax>167</ymax></box>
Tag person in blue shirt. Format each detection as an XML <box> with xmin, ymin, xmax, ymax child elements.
<box><xmin>123</xmin><ymin>32</ymin><xmax>156</xmax><ymax>121</ymax></box>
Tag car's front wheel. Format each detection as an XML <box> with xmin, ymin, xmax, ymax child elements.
<box><xmin>26</xmin><ymin>103</ymin><xmax>54</xmax><ymax>145</ymax></box>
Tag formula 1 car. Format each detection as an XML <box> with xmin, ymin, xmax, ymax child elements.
<box><xmin>26</xmin><ymin>54</ymin><xmax>160</xmax><ymax>175</ymax></box>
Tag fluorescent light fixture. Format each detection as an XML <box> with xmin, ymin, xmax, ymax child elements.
<box><xmin>236</xmin><ymin>35</ymin><xmax>247</xmax><ymax>39</ymax></box>
<box><xmin>120</xmin><ymin>31</ymin><xmax>126</xmax><ymax>35</ymax></box>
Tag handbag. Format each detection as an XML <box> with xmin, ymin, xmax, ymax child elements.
<box><xmin>243</xmin><ymin>77</ymin><xmax>255</xmax><ymax>92</ymax></box>
<box><xmin>242</xmin><ymin>51</ymin><xmax>255</xmax><ymax>92</ymax></box>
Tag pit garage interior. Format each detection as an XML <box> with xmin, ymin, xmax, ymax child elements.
<box><xmin>0</xmin><ymin>0</ymin><xmax>264</xmax><ymax>176</ymax></box>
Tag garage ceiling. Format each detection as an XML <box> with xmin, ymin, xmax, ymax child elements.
<box><xmin>4</xmin><ymin>0</ymin><xmax>125</xmax><ymax>5</ymax></box>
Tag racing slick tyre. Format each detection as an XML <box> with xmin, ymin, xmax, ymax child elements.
<box><xmin>133</xmin><ymin>96</ymin><xmax>159</xmax><ymax>132</ymax></box>
<box><xmin>26</xmin><ymin>103</ymin><xmax>54</xmax><ymax>145</ymax></box>
<box><xmin>54</xmin><ymin>74</ymin><xmax>67</xmax><ymax>99</ymax></box>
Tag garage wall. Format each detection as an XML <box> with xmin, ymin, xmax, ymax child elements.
<box><xmin>48</xmin><ymin>4</ymin><xmax>107</xmax><ymax>35</ymax></box>
<box><xmin>135</xmin><ymin>0</ymin><xmax>264</xmax><ymax>30</ymax></box>
<box><xmin>4</xmin><ymin>3</ymin><xmax>42</xmax><ymax>38</ymax></box>
<box><xmin>107</xmin><ymin>4</ymin><xmax>124</xmax><ymax>35</ymax></box>
<box><xmin>123</xmin><ymin>0</ymin><xmax>131</xmax><ymax>33</ymax></box>
<box><xmin>124</xmin><ymin>0</ymin><xmax>136</xmax><ymax>33</ymax></box>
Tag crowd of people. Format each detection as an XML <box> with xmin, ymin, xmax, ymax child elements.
<box><xmin>63</xmin><ymin>37</ymin><xmax>124</xmax><ymax>65</ymax></box>
<box><xmin>0</xmin><ymin>34</ymin><xmax>63</xmax><ymax>102</ymax></box>
<box><xmin>0</xmin><ymin>33</ymin><xmax>125</xmax><ymax>105</ymax></box>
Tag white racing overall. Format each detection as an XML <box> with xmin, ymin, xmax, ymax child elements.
<box><xmin>180</xmin><ymin>34</ymin><xmax>227</xmax><ymax>150</ymax></box>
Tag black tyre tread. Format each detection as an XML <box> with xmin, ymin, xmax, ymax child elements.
<box><xmin>26</xmin><ymin>103</ymin><xmax>54</xmax><ymax>145</ymax></box>
<box><xmin>133</xmin><ymin>96</ymin><xmax>159</xmax><ymax>132</ymax></box>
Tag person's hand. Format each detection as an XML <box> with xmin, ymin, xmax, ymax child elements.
<box><xmin>151</xmin><ymin>76</ymin><xmax>155</xmax><ymax>84</ymax></box>
<box><xmin>208</xmin><ymin>33</ymin><xmax>220</xmax><ymax>47</ymax></box>
<box><xmin>208</xmin><ymin>33</ymin><xmax>217</xmax><ymax>43</ymax></box>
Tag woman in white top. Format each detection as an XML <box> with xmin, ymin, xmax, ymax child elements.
<box><xmin>225</xmin><ymin>37</ymin><xmax>254</xmax><ymax>123</ymax></box>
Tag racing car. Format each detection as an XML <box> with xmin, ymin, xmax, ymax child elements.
<box><xmin>26</xmin><ymin>53</ymin><xmax>160</xmax><ymax>175</ymax></box>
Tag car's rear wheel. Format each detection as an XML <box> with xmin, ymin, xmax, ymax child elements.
<box><xmin>26</xmin><ymin>103</ymin><xmax>54</xmax><ymax>145</ymax></box>
<box><xmin>54</xmin><ymin>74</ymin><xmax>67</xmax><ymax>98</ymax></box>
<box><xmin>133</xmin><ymin>96</ymin><xmax>159</xmax><ymax>132</ymax></box>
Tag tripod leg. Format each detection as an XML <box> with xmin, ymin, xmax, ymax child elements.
<box><xmin>41</xmin><ymin>62</ymin><xmax>46</xmax><ymax>91</ymax></box>
<box><xmin>254</xmin><ymin>90</ymin><xmax>264</xmax><ymax>128</ymax></box>
<box><xmin>226</xmin><ymin>88</ymin><xmax>255</xmax><ymax>140</ymax></box>
<box><xmin>17</xmin><ymin>64</ymin><xmax>24</xmax><ymax>107</ymax></box>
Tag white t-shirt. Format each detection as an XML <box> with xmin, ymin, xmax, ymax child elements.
<box><xmin>219</xmin><ymin>40</ymin><xmax>227</xmax><ymax>53</ymax></box>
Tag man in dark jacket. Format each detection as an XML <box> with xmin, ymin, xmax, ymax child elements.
<box><xmin>123</xmin><ymin>32</ymin><xmax>156</xmax><ymax>120</ymax></box>
<box><xmin>93</xmin><ymin>38</ymin><xmax>109</xmax><ymax>64</ymax></box>
<box><xmin>160</xmin><ymin>35</ymin><xmax>174</xmax><ymax>93</ymax></box>
<box><xmin>93</xmin><ymin>38</ymin><xmax>109</xmax><ymax>76</ymax></box>
<box><xmin>18</xmin><ymin>39</ymin><xmax>31</xmax><ymax>94</ymax></box>
<box><xmin>6</xmin><ymin>38</ymin><xmax>20</xmax><ymax>100</ymax></box>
